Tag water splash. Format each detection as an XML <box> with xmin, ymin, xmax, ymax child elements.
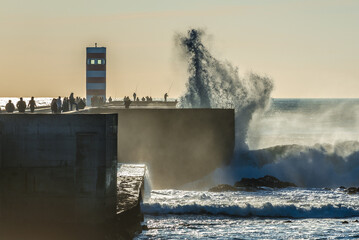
<box><xmin>176</xmin><ymin>29</ymin><xmax>274</xmax><ymax>150</ymax></box>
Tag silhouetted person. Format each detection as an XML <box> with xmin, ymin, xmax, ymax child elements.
<box><xmin>62</xmin><ymin>97</ymin><xmax>69</xmax><ymax>112</ymax></box>
<box><xmin>28</xmin><ymin>96</ymin><xmax>37</xmax><ymax>113</ymax></box>
<box><xmin>57</xmin><ymin>96</ymin><xmax>62</xmax><ymax>113</ymax></box>
<box><xmin>5</xmin><ymin>100</ymin><xmax>15</xmax><ymax>113</ymax></box>
<box><xmin>78</xmin><ymin>99</ymin><xmax>86</xmax><ymax>109</ymax></box>
<box><xmin>141</xmin><ymin>97</ymin><xmax>145</xmax><ymax>101</ymax></box>
<box><xmin>136</xmin><ymin>97</ymin><xmax>139</xmax><ymax>101</ymax></box>
<box><xmin>69</xmin><ymin>92</ymin><xmax>75</xmax><ymax>110</ymax></box>
<box><xmin>164</xmin><ymin>93</ymin><xmax>168</xmax><ymax>102</ymax></box>
<box><xmin>124</xmin><ymin>97</ymin><xmax>132</xmax><ymax>109</ymax></box>
<box><xmin>51</xmin><ymin>98</ymin><xmax>57</xmax><ymax>113</ymax></box>
<box><xmin>108</xmin><ymin>96</ymin><xmax>112</xmax><ymax>103</ymax></box>
<box><xmin>16</xmin><ymin>97</ymin><xmax>26</xmax><ymax>113</ymax></box>
<box><xmin>133</xmin><ymin>92</ymin><xmax>137</xmax><ymax>101</ymax></box>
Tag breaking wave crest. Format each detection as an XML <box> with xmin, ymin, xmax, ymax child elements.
<box><xmin>142</xmin><ymin>202</ymin><xmax>359</xmax><ymax>219</ymax></box>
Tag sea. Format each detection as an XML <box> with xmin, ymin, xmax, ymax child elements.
<box><xmin>136</xmin><ymin>98</ymin><xmax>359</xmax><ymax>240</ymax></box>
<box><xmin>2</xmin><ymin>97</ymin><xmax>359</xmax><ymax>239</ymax></box>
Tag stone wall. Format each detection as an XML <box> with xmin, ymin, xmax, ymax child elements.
<box><xmin>115</xmin><ymin>109</ymin><xmax>235</xmax><ymax>188</ymax></box>
<box><xmin>0</xmin><ymin>114</ymin><xmax>118</xmax><ymax>234</ymax></box>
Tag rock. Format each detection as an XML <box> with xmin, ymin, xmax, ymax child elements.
<box><xmin>339</xmin><ymin>186</ymin><xmax>346</xmax><ymax>189</ymax></box>
<box><xmin>237</xmin><ymin>186</ymin><xmax>263</xmax><ymax>192</ymax></box>
<box><xmin>142</xmin><ymin>225</ymin><xmax>149</xmax><ymax>231</ymax></box>
<box><xmin>353</xmin><ymin>220</ymin><xmax>359</xmax><ymax>223</ymax></box>
<box><xmin>208</xmin><ymin>184</ymin><xmax>238</xmax><ymax>192</ymax></box>
<box><xmin>342</xmin><ymin>221</ymin><xmax>349</xmax><ymax>224</ymax></box>
<box><xmin>234</xmin><ymin>175</ymin><xmax>297</xmax><ymax>189</ymax></box>
<box><xmin>346</xmin><ymin>187</ymin><xmax>359</xmax><ymax>194</ymax></box>
<box><xmin>283</xmin><ymin>220</ymin><xmax>292</xmax><ymax>223</ymax></box>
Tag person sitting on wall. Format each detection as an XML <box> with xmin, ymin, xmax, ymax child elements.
<box><xmin>141</xmin><ymin>97</ymin><xmax>145</xmax><ymax>101</ymax></box>
<box><xmin>16</xmin><ymin>97</ymin><xmax>26</xmax><ymax>113</ymax></box>
<box><xmin>28</xmin><ymin>96</ymin><xmax>37</xmax><ymax>113</ymax></box>
<box><xmin>124</xmin><ymin>96</ymin><xmax>132</xmax><ymax>109</ymax></box>
<box><xmin>5</xmin><ymin>100</ymin><xmax>15</xmax><ymax>113</ymax></box>
<box><xmin>108</xmin><ymin>96</ymin><xmax>112</xmax><ymax>103</ymax></box>
<box><xmin>78</xmin><ymin>99</ymin><xmax>86</xmax><ymax>109</ymax></box>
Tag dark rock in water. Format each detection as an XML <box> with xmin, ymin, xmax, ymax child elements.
<box><xmin>353</xmin><ymin>220</ymin><xmax>359</xmax><ymax>223</ymax></box>
<box><xmin>234</xmin><ymin>175</ymin><xmax>297</xmax><ymax>189</ymax></box>
<box><xmin>209</xmin><ymin>184</ymin><xmax>238</xmax><ymax>192</ymax></box>
<box><xmin>237</xmin><ymin>186</ymin><xmax>264</xmax><ymax>192</ymax></box>
<box><xmin>339</xmin><ymin>186</ymin><xmax>346</xmax><ymax>189</ymax></box>
<box><xmin>342</xmin><ymin>221</ymin><xmax>349</xmax><ymax>224</ymax></box>
<box><xmin>142</xmin><ymin>225</ymin><xmax>149</xmax><ymax>231</ymax></box>
<box><xmin>346</xmin><ymin>187</ymin><xmax>359</xmax><ymax>194</ymax></box>
<box><xmin>283</xmin><ymin>220</ymin><xmax>292</xmax><ymax>223</ymax></box>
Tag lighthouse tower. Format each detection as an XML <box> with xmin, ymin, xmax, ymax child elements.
<box><xmin>86</xmin><ymin>43</ymin><xmax>106</xmax><ymax>106</ymax></box>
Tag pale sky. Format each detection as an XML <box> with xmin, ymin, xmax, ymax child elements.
<box><xmin>0</xmin><ymin>0</ymin><xmax>358</xmax><ymax>98</ymax></box>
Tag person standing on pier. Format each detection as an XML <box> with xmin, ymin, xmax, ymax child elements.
<box><xmin>164</xmin><ymin>93</ymin><xmax>168</xmax><ymax>102</ymax></box>
<box><xmin>133</xmin><ymin>92</ymin><xmax>137</xmax><ymax>101</ymax></box>
<box><xmin>57</xmin><ymin>96</ymin><xmax>62</xmax><ymax>113</ymax></box>
<box><xmin>62</xmin><ymin>97</ymin><xmax>69</xmax><ymax>112</ymax></box>
<box><xmin>5</xmin><ymin>100</ymin><xmax>15</xmax><ymax>113</ymax></box>
<box><xmin>51</xmin><ymin>98</ymin><xmax>58</xmax><ymax>113</ymax></box>
<box><xmin>28</xmin><ymin>96</ymin><xmax>37</xmax><ymax>113</ymax></box>
<box><xmin>69</xmin><ymin>93</ymin><xmax>76</xmax><ymax>111</ymax></box>
<box><xmin>16</xmin><ymin>97</ymin><xmax>26</xmax><ymax>113</ymax></box>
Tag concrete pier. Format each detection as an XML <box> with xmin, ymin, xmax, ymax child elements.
<box><xmin>0</xmin><ymin>114</ymin><xmax>118</xmax><ymax>239</ymax></box>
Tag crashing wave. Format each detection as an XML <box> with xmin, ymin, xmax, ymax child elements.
<box><xmin>142</xmin><ymin>202</ymin><xmax>359</xmax><ymax>218</ymax></box>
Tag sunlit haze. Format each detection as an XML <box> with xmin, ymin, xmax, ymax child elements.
<box><xmin>1</xmin><ymin>0</ymin><xmax>358</xmax><ymax>98</ymax></box>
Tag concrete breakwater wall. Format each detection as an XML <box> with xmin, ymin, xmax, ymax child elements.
<box><xmin>0</xmin><ymin>114</ymin><xmax>118</xmax><ymax>239</ymax></box>
<box><xmin>117</xmin><ymin>164</ymin><xmax>147</xmax><ymax>238</ymax></box>
<box><xmin>89</xmin><ymin>108</ymin><xmax>235</xmax><ymax>189</ymax></box>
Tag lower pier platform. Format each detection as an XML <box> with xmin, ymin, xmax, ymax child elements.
<box><xmin>116</xmin><ymin>164</ymin><xmax>147</xmax><ymax>239</ymax></box>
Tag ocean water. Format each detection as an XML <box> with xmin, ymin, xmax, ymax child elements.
<box><xmin>137</xmin><ymin>98</ymin><xmax>359</xmax><ymax>239</ymax></box>
<box><xmin>138</xmin><ymin>189</ymin><xmax>359</xmax><ymax>239</ymax></box>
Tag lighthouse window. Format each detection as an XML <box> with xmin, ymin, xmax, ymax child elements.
<box><xmin>88</xmin><ymin>59</ymin><xmax>105</xmax><ymax>65</ymax></box>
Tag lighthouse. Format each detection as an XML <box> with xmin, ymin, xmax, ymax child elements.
<box><xmin>86</xmin><ymin>44</ymin><xmax>106</xmax><ymax>106</ymax></box>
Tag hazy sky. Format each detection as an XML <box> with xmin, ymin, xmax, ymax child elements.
<box><xmin>0</xmin><ymin>0</ymin><xmax>358</xmax><ymax>98</ymax></box>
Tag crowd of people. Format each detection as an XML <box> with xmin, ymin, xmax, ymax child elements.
<box><xmin>50</xmin><ymin>93</ymin><xmax>86</xmax><ymax>113</ymax></box>
<box><xmin>90</xmin><ymin>95</ymin><xmax>105</xmax><ymax>107</ymax></box>
<box><xmin>0</xmin><ymin>93</ymin><xmax>86</xmax><ymax>114</ymax></box>
<box><xmin>0</xmin><ymin>92</ymin><xmax>173</xmax><ymax>112</ymax></box>
<box><xmin>121</xmin><ymin>92</ymin><xmax>170</xmax><ymax>108</ymax></box>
